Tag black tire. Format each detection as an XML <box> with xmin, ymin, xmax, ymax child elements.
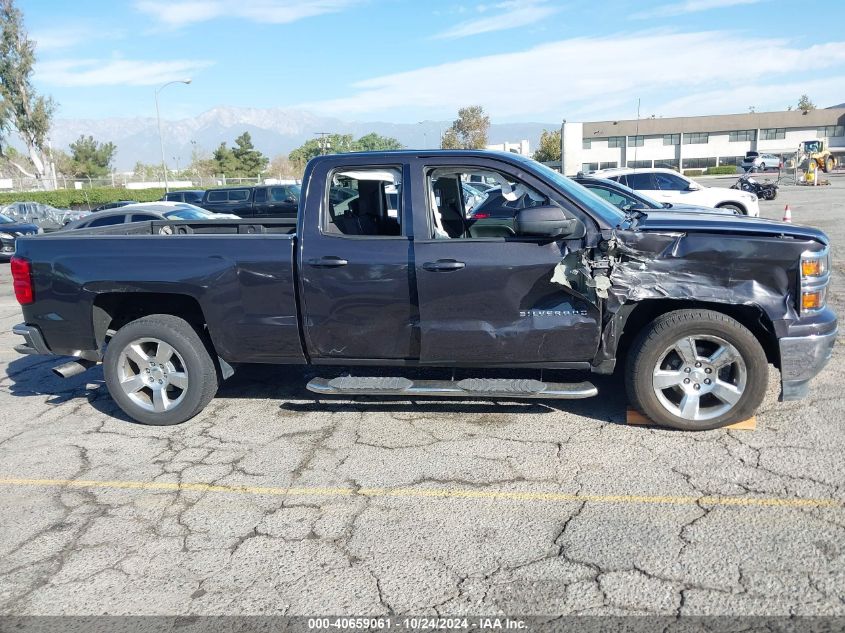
<box><xmin>824</xmin><ymin>158</ymin><xmax>834</xmax><ymax>173</ymax></box>
<box><xmin>625</xmin><ymin>309</ymin><xmax>768</xmax><ymax>431</ymax></box>
<box><xmin>766</xmin><ymin>189</ymin><xmax>778</xmax><ymax>201</ymax></box>
<box><xmin>717</xmin><ymin>203</ymin><xmax>744</xmax><ymax>215</ymax></box>
<box><xmin>759</xmin><ymin>163</ymin><xmax>766</xmax><ymax>172</ymax></box>
<box><xmin>103</xmin><ymin>314</ymin><xmax>219</xmax><ymax>425</ymax></box>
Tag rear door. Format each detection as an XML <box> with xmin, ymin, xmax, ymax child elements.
<box><xmin>411</xmin><ymin>157</ymin><xmax>601</xmax><ymax>365</ymax></box>
<box><xmin>298</xmin><ymin>160</ymin><xmax>415</xmax><ymax>360</ymax></box>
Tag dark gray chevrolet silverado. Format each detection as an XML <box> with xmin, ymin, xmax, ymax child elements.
<box><xmin>10</xmin><ymin>151</ymin><xmax>837</xmax><ymax>430</ymax></box>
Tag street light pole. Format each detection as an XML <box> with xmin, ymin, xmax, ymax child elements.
<box><xmin>155</xmin><ymin>78</ymin><xmax>192</xmax><ymax>192</ymax></box>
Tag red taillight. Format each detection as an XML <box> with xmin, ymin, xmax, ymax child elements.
<box><xmin>473</xmin><ymin>212</ymin><xmax>490</xmax><ymax>219</ymax></box>
<box><xmin>10</xmin><ymin>256</ymin><xmax>33</xmax><ymax>305</ymax></box>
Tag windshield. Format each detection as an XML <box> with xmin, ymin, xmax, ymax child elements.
<box><xmin>511</xmin><ymin>156</ymin><xmax>627</xmax><ymax>226</ymax></box>
<box><xmin>0</xmin><ymin>214</ymin><xmax>13</xmax><ymax>224</ymax></box>
<box><xmin>163</xmin><ymin>208</ymin><xmax>213</xmax><ymax>220</ymax></box>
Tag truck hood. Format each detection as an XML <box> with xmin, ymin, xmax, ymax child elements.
<box><xmin>634</xmin><ymin>210</ymin><xmax>827</xmax><ymax>244</ymax></box>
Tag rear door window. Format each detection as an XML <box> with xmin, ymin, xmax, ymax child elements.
<box><xmin>254</xmin><ymin>188</ymin><xmax>267</xmax><ymax>203</ymax></box>
<box><xmin>228</xmin><ymin>189</ymin><xmax>250</xmax><ymax>202</ymax></box>
<box><xmin>207</xmin><ymin>190</ymin><xmax>227</xmax><ymax>203</ymax></box>
<box><xmin>130</xmin><ymin>214</ymin><xmax>160</xmax><ymax>222</ymax></box>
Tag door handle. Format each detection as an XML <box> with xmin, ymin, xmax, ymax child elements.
<box><xmin>423</xmin><ymin>259</ymin><xmax>466</xmax><ymax>272</ymax></box>
<box><xmin>308</xmin><ymin>256</ymin><xmax>349</xmax><ymax>268</ymax></box>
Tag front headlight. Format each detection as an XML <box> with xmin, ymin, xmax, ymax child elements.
<box><xmin>0</xmin><ymin>232</ymin><xmax>13</xmax><ymax>239</ymax></box>
<box><xmin>799</xmin><ymin>249</ymin><xmax>831</xmax><ymax>313</ymax></box>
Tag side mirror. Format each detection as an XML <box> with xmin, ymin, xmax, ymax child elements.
<box><xmin>686</xmin><ymin>183</ymin><xmax>701</xmax><ymax>191</ymax></box>
<box><xmin>285</xmin><ymin>196</ymin><xmax>297</xmax><ymax>204</ymax></box>
<box><xmin>515</xmin><ymin>205</ymin><xmax>586</xmax><ymax>239</ymax></box>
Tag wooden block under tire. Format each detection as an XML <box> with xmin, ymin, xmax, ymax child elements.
<box><xmin>626</xmin><ymin>408</ymin><xmax>756</xmax><ymax>430</ymax></box>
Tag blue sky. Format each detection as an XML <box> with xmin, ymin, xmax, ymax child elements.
<box><xmin>22</xmin><ymin>0</ymin><xmax>845</xmax><ymax>123</ymax></box>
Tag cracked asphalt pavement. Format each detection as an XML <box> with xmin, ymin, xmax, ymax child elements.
<box><xmin>0</xmin><ymin>176</ymin><xmax>844</xmax><ymax>617</ymax></box>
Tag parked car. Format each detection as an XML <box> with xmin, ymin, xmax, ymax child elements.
<box><xmin>1</xmin><ymin>201</ymin><xmax>88</xmax><ymax>231</ymax></box>
<box><xmin>91</xmin><ymin>201</ymin><xmax>138</xmax><ymax>212</ymax></box>
<box><xmin>573</xmin><ymin>176</ymin><xmax>739</xmax><ymax>215</ymax></box>
<box><xmin>62</xmin><ymin>202</ymin><xmax>240</xmax><ymax>230</ymax></box>
<box><xmin>162</xmin><ymin>190</ymin><xmax>205</xmax><ymax>204</ymax></box>
<box><xmin>0</xmin><ymin>213</ymin><xmax>40</xmax><ymax>259</ymax></box>
<box><xmin>199</xmin><ymin>184</ymin><xmax>300</xmax><ymax>218</ymax></box>
<box><xmin>11</xmin><ymin>150</ymin><xmax>834</xmax><ymax>431</ymax></box>
<box><xmin>594</xmin><ymin>168</ymin><xmax>760</xmax><ymax>216</ymax></box>
<box><xmin>741</xmin><ymin>152</ymin><xmax>782</xmax><ymax>172</ymax></box>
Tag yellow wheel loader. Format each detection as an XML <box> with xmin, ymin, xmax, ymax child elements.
<box><xmin>799</xmin><ymin>140</ymin><xmax>837</xmax><ymax>173</ymax></box>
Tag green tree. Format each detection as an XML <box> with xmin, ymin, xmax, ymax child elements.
<box><xmin>442</xmin><ymin>106</ymin><xmax>490</xmax><ymax>150</ymax></box>
<box><xmin>797</xmin><ymin>94</ymin><xmax>816</xmax><ymax>113</ymax></box>
<box><xmin>355</xmin><ymin>132</ymin><xmax>403</xmax><ymax>152</ymax></box>
<box><xmin>68</xmin><ymin>135</ymin><xmax>116</xmax><ymax>178</ymax></box>
<box><xmin>212</xmin><ymin>141</ymin><xmax>237</xmax><ymax>175</ymax></box>
<box><xmin>288</xmin><ymin>133</ymin><xmax>355</xmax><ymax>170</ymax></box>
<box><xmin>231</xmin><ymin>131</ymin><xmax>268</xmax><ymax>176</ymax></box>
<box><xmin>533</xmin><ymin>129</ymin><xmax>561</xmax><ymax>163</ymax></box>
<box><xmin>0</xmin><ymin>0</ymin><xmax>56</xmax><ymax>188</ymax></box>
<box><xmin>440</xmin><ymin>128</ymin><xmax>461</xmax><ymax>149</ymax></box>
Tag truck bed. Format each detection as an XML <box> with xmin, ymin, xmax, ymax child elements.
<box><xmin>14</xmin><ymin>220</ymin><xmax>304</xmax><ymax>364</ymax></box>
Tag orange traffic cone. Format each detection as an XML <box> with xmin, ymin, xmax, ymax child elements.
<box><xmin>782</xmin><ymin>205</ymin><xmax>792</xmax><ymax>222</ymax></box>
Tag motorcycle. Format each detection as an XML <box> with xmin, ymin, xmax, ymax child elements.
<box><xmin>731</xmin><ymin>172</ymin><xmax>778</xmax><ymax>201</ymax></box>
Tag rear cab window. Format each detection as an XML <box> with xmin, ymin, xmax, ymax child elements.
<box><xmin>324</xmin><ymin>167</ymin><xmax>403</xmax><ymax>237</ymax></box>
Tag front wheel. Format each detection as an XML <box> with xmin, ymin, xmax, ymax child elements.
<box><xmin>717</xmin><ymin>203</ymin><xmax>744</xmax><ymax>215</ymax></box>
<box><xmin>104</xmin><ymin>314</ymin><xmax>219</xmax><ymax>425</ymax></box>
<box><xmin>626</xmin><ymin>309</ymin><xmax>768</xmax><ymax>430</ymax></box>
<box><xmin>825</xmin><ymin>158</ymin><xmax>834</xmax><ymax>173</ymax></box>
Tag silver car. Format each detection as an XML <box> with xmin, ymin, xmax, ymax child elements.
<box><xmin>61</xmin><ymin>202</ymin><xmax>240</xmax><ymax>230</ymax></box>
<box><xmin>741</xmin><ymin>152</ymin><xmax>782</xmax><ymax>172</ymax></box>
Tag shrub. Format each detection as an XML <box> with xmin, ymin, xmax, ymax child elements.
<box><xmin>705</xmin><ymin>165</ymin><xmax>739</xmax><ymax>176</ymax></box>
<box><xmin>0</xmin><ymin>187</ymin><xmax>168</xmax><ymax>210</ymax></box>
<box><xmin>683</xmin><ymin>170</ymin><xmax>704</xmax><ymax>177</ymax></box>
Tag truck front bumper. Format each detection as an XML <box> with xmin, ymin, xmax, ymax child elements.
<box><xmin>779</xmin><ymin>328</ymin><xmax>837</xmax><ymax>400</ymax></box>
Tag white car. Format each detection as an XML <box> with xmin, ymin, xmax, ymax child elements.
<box><xmin>594</xmin><ymin>168</ymin><xmax>760</xmax><ymax>217</ymax></box>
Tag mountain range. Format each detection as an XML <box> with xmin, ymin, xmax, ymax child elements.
<box><xmin>48</xmin><ymin>106</ymin><xmax>558</xmax><ymax>171</ymax></box>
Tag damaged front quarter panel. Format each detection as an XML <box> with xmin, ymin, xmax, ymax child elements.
<box><xmin>551</xmin><ymin>225</ymin><xmax>823</xmax><ymax>370</ymax></box>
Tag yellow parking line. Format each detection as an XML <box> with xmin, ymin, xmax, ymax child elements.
<box><xmin>0</xmin><ymin>477</ymin><xmax>840</xmax><ymax>509</ymax></box>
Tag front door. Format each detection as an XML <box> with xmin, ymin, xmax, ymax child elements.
<box><xmin>253</xmin><ymin>186</ymin><xmax>298</xmax><ymax>219</ymax></box>
<box><xmin>412</xmin><ymin>160</ymin><xmax>601</xmax><ymax>365</ymax></box>
<box><xmin>299</xmin><ymin>163</ymin><xmax>415</xmax><ymax>360</ymax></box>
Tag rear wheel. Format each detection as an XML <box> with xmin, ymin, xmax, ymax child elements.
<box><xmin>104</xmin><ymin>314</ymin><xmax>218</xmax><ymax>425</ymax></box>
<box><xmin>825</xmin><ymin>158</ymin><xmax>834</xmax><ymax>173</ymax></box>
<box><xmin>626</xmin><ymin>309</ymin><xmax>768</xmax><ymax>430</ymax></box>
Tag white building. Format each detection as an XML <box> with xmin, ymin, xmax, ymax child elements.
<box><xmin>560</xmin><ymin>108</ymin><xmax>845</xmax><ymax>175</ymax></box>
<box><xmin>486</xmin><ymin>139</ymin><xmax>530</xmax><ymax>156</ymax></box>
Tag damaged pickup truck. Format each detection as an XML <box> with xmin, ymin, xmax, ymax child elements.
<box><xmin>11</xmin><ymin>151</ymin><xmax>837</xmax><ymax>430</ymax></box>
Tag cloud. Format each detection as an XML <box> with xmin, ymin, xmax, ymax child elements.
<box><xmin>134</xmin><ymin>0</ymin><xmax>361</xmax><ymax>28</ymax></box>
<box><xmin>31</xmin><ymin>25</ymin><xmax>125</xmax><ymax>52</ymax></box>
<box><xmin>434</xmin><ymin>0</ymin><xmax>559</xmax><ymax>39</ymax></box>
<box><xmin>36</xmin><ymin>58</ymin><xmax>213</xmax><ymax>87</ymax></box>
<box><xmin>299</xmin><ymin>31</ymin><xmax>845</xmax><ymax>120</ymax></box>
<box><xmin>633</xmin><ymin>0</ymin><xmax>766</xmax><ymax>19</ymax></box>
